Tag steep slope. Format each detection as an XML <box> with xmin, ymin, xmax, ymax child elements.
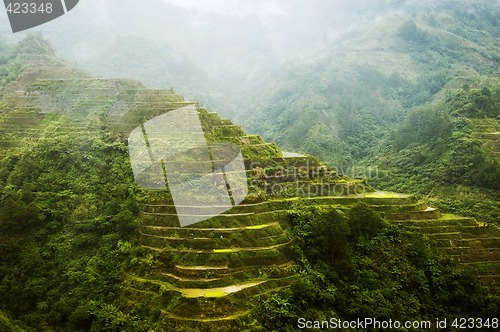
<box><xmin>241</xmin><ymin>1</ymin><xmax>499</xmax><ymax>168</ymax></box>
<box><xmin>0</xmin><ymin>35</ymin><xmax>363</xmax><ymax>330</ymax></box>
<box><xmin>393</xmin><ymin>215</ymin><xmax>500</xmax><ymax>292</ymax></box>
<box><xmin>370</xmin><ymin>82</ymin><xmax>500</xmax><ymax>224</ymax></box>
<box><xmin>1</xmin><ymin>35</ymin><xmax>499</xmax><ymax>331</ymax></box>
<box><xmin>234</xmin><ymin>0</ymin><xmax>500</xmax><ymax>231</ymax></box>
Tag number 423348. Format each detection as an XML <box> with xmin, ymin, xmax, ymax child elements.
<box><xmin>6</xmin><ymin>2</ymin><xmax>54</xmax><ymax>14</ymax></box>
<box><xmin>452</xmin><ymin>318</ymin><xmax>498</xmax><ymax>329</ymax></box>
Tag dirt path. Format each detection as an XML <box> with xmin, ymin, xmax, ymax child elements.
<box><xmin>163</xmin><ymin>310</ymin><xmax>251</xmax><ymax>322</ymax></box>
<box><xmin>144</xmin><ymin>221</ymin><xmax>279</xmax><ymax>232</ymax></box>
<box><xmin>180</xmin><ymin>281</ymin><xmax>264</xmax><ymax>298</ymax></box>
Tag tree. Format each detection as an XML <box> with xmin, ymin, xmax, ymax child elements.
<box><xmin>348</xmin><ymin>203</ymin><xmax>387</xmax><ymax>241</ymax></box>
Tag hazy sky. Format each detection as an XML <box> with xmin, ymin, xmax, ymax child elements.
<box><xmin>163</xmin><ymin>0</ymin><xmax>288</xmax><ymax>19</ymax></box>
<box><xmin>5</xmin><ymin>0</ymin><xmax>490</xmax><ymax>116</ymax></box>
<box><xmin>0</xmin><ymin>0</ymin><xmax>409</xmax><ymax>113</ymax></box>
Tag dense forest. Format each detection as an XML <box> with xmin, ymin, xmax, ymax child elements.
<box><xmin>253</xmin><ymin>203</ymin><xmax>499</xmax><ymax>331</ymax></box>
<box><xmin>244</xmin><ymin>1</ymin><xmax>499</xmax><ymax>164</ymax></box>
<box><xmin>35</xmin><ymin>0</ymin><xmax>499</xmax><ymax>224</ymax></box>
<box><xmin>1</xmin><ymin>34</ymin><xmax>499</xmax><ymax>331</ymax></box>
<box><xmin>240</xmin><ymin>1</ymin><xmax>500</xmax><ymax>225</ymax></box>
<box><xmin>371</xmin><ymin>86</ymin><xmax>500</xmax><ymax>223</ymax></box>
<box><xmin>0</xmin><ymin>0</ymin><xmax>499</xmax><ymax>331</ymax></box>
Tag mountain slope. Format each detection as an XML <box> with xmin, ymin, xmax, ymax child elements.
<box><xmin>370</xmin><ymin>82</ymin><xmax>500</xmax><ymax>223</ymax></box>
<box><xmin>236</xmin><ymin>1</ymin><xmax>500</xmax><ymax>226</ymax></box>
<box><xmin>241</xmin><ymin>1</ymin><xmax>499</xmax><ymax>167</ymax></box>
<box><xmin>1</xmin><ymin>35</ymin><xmax>499</xmax><ymax>332</ymax></box>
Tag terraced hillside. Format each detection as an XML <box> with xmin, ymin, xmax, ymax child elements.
<box><xmin>1</xmin><ymin>40</ymin><xmax>499</xmax><ymax>331</ymax></box>
<box><xmin>471</xmin><ymin>117</ymin><xmax>500</xmax><ymax>162</ymax></box>
<box><xmin>0</xmin><ymin>47</ymin><xmax>364</xmax><ymax>330</ymax></box>
<box><xmin>118</xmin><ymin>111</ymin><xmax>370</xmax><ymax>328</ymax></box>
<box><xmin>393</xmin><ymin>215</ymin><xmax>500</xmax><ymax>293</ymax></box>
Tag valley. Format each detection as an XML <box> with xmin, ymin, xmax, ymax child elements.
<box><xmin>0</xmin><ymin>37</ymin><xmax>498</xmax><ymax>330</ymax></box>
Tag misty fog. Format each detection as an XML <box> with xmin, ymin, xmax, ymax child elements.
<box><xmin>0</xmin><ymin>0</ymin><xmax>439</xmax><ymax>115</ymax></box>
<box><xmin>0</xmin><ymin>0</ymin><xmax>498</xmax><ymax>119</ymax></box>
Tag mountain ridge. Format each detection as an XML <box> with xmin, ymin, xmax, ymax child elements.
<box><xmin>0</xmin><ymin>34</ymin><xmax>499</xmax><ymax>331</ymax></box>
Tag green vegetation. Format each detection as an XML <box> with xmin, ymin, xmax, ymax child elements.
<box><xmin>0</xmin><ymin>38</ymin><xmax>23</xmax><ymax>87</ymax></box>
<box><xmin>204</xmin><ymin>291</ymin><xmax>227</xmax><ymax>298</ymax></box>
<box><xmin>0</xmin><ymin>135</ymin><xmax>142</xmax><ymax>330</ymax></box>
<box><xmin>244</xmin><ymin>3</ymin><xmax>499</xmax><ymax>167</ymax></box>
<box><xmin>0</xmin><ymin>11</ymin><xmax>499</xmax><ymax>331</ymax></box>
<box><xmin>251</xmin><ymin>203</ymin><xmax>500</xmax><ymax>331</ymax></box>
<box><xmin>371</xmin><ymin>86</ymin><xmax>500</xmax><ymax>223</ymax></box>
<box><xmin>238</xmin><ymin>1</ymin><xmax>499</xmax><ymax>225</ymax></box>
<box><xmin>0</xmin><ymin>34</ymin><xmax>298</xmax><ymax>331</ymax></box>
<box><xmin>0</xmin><ymin>311</ymin><xmax>28</xmax><ymax>332</ymax></box>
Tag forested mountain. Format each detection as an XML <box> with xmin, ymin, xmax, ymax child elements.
<box><xmin>243</xmin><ymin>0</ymin><xmax>499</xmax><ymax>165</ymax></box>
<box><xmin>239</xmin><ymin>0</ymin><xmax>500</xmax><ymax>223</ymax></box>
<box><xmin>1</xmin><ymin>35</ymin><xmax>499</xmax><ymax>331</ymax></box>
<box><xmin>1</xmin><ymin>1</ymin><xmax>499</xmax><ymax>331</ymax></box>
<box><xmin>370</xmin><ymin>84</ymin><xmax>500</xmax><ymax>223</ymax></box>
<box><xmin>0</xmin><ymin>35</ymin><xmax>500</xmax><ymax>331</ymax></box>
